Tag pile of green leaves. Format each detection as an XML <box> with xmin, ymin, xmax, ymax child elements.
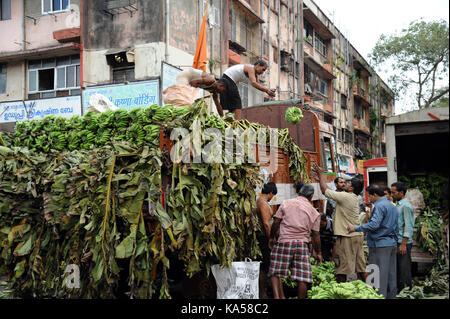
<box><xmin>397</xmin><ymin>264</ymin><xmax>449</xmax><ymax>299</ymax></box>
<box><xmin>414</xmin><ymin>208</ymin><xmax>447</xmax><ymax>267</ymax></box>
<box><xmin>0</xmin><ymin>142</ymin><xmax>165</xmax><ymax>298</ymax></box>
<box><xmin>12</xmin><ymin>104</ymin><xmax>190</xmax><ymax>153</ymax></box>
<box><xmin>399</xmin><ymin>174</ymin><xmax>448</xmax><ymax>210</ymax></box>
<box><xmin>1</xmin><ymin>99</ymin><xmax>311</xmax><ymax>299</ymax></box>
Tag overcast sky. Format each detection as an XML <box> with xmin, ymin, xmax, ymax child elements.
<box><xmin>312</xmin><ymin>0</ymin><xmax>450</xmax><ymax>113</ymax></box>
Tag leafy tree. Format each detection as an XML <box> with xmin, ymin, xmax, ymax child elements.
<box><xmin>369</xmin><ymin>19</ymin><xmax>449</xmax><ymax>109</ymax></box>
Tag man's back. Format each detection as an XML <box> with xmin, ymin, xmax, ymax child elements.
<box><xmin>275</xmin><ymin>196</ymin><xmax>320</xmax><ymax>243</ymax></box>
<box><xmin>324</xmin><ymin>189</ymin><xmax>362</xmax><ymax>237</ymax></box>
<box><xmin>365</xmin><ymin>197</ymin><xmax>399</xmax><ymax>247</ymax></box>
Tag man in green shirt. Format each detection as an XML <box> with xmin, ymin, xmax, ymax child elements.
<box><xmin>391</xmin><ymin>181</ymin><xmax>415</xmax><ymax>293</ymax></box>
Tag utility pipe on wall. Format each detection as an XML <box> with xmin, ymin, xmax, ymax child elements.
<box><xmin>277</xmin><ymin>0</ymin><xmax>280</xmax><ymax>100</ymax></box>
<box><xmin>165</xmin><ymin>0</ymin><xmax>170</xmax><ymax>63</ymax></box>
<box><xmin>298</xmin><ymin>0</ymin><xmax>303</xmax><ymax>100</ymax></box>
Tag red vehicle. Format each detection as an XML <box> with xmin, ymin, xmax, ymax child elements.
<box><xmin>362</xmin><ymin>157</ymin><xmax>387</xmax><ymax>202</ymax></box>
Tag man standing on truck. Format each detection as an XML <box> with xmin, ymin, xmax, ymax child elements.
<box><xmin>348</xmin><ymin>184</ymin><xmax>399</xmax><ymax>299</ymax></box>
<box><xmin>254</xmin><ymin>182</ymin><xmax>278</xmax><ymax>299</ymax></box>
<box><xmin>268</xmin><ymin>184</ymin><xmax>322</xmax><ymax>299</ymax></box>
<box><xmin>218</xmin><ymin>61</ymin><xmax>276</xmax><ymax>120</ymax></box>
<box><xmin>312</xmin><ymin>163</ymin><xmax>367</xmax><ymax>284</ymax></box>
<box><xmin>391</xmin><ymin>181</ymin><xmax>415</xmax><ymax>293</ymax></box>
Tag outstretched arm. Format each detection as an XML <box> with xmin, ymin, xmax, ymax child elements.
<box><xmin>212</xmin><ymin>93</ymin><xmax>224</xmax><ymax>117</ymax></box>
<box><xmin>244</xmin><ymin>65</ymin><xmax>276</xmax><ymax>97</ymax></box>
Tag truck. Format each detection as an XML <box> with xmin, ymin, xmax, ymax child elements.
<box><xmin>385</xmin><ymin>106</ymin><xmax>449</xmax><ymax>267</ymax></box>
<box><xmin>240</xmin><ymin>99</ymin><xmax>337</xmax><ymax>214</ymax></box>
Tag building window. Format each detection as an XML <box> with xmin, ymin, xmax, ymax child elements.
<box><xmin>0</xmin><ymin>0</ymin><xmax>11</xmax><ymax>20</ymax></box>
<box><xmin>341</xmin><ymin>94</ymin><xmax>347</xmax><ymax>108</ymax></box>
<box><xmin>315</xmin><ymin>32</ymin><xmax>327</xmax><ymax>57</ymax></box>
<box><xmin>28</xmin><ymin>55</ymin><xmax>80</xmax><ymax>99</ymax></box>
<box><xmin>229</xmin><ymin>9</ymin><xmax>236</xmax><ymax>42</ymax></box>
<box><xmin>113</xmin><ymin>67</ymin><xmax>135</xmax><ymax>84</ymax></box>
<box><xmin>42</xmin><ymin>0</ymin><xmax>70</xmax><ymax>14</ymax></box>
<box><xmin>318</xmin><ymin>78</ymin><xmax>328</xmax><ymax>96</ymax></box>
<box><xmin>303</xmin><ymin>20</ymin><xmax>313</xmax><ymax>44</ymax></box>
<box><xmin>0</xmin><ymin>63</ymin><xmax>6</xmax><ymax>93</ymax></box>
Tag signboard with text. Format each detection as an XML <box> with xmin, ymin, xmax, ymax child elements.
<box><xmin>162</xmin><ymin>62</ymin><xmax>182</xmax><ymax>91</ymax></box>
<box><xmin>82</xmin><ymin>80</ymin><xmax>160</xmax><ymax>114</ymax></box>
<box><xmin>0</xmin><ymin>96</ymin><xmax>82</xmax><ymax>124</ymax></box>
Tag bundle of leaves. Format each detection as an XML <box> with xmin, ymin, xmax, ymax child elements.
<box><xmin>399</xmin><ymin>174</ymin><xmax>448</xmax><ymax>210</ymax></box>
<box><xmin>0</xmin><ymin>142</ymin><xmax>164</xmax><ymax>298</ymax></box>
<box><xmin>414</xmin><ymin>208</ymin><xmax>447</xmax><ymax>267</ymax></box>
<box><xmin>397</xmin><ymin>264</ymin><xmax>449</xmax><ymax>299</ymax></box>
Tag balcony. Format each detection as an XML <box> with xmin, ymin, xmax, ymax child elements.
<box><xmin>353</xmin><ymin>118</ymin><xmax>370</xmax><ymax>135</ymax></box>
<box><xmin>304</xmin><ymin>48</ymin><xmax>335</xmax><ymax>81</ymax></box>
<box><xmin>353</xmin><ymin>84</ymin><xmax>370</xmax><ymax>107</ymax></box>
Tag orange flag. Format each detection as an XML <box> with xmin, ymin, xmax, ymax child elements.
<box><xmin>192</xmin><ymin>0</ymin><xmax>208</xmax><ymax>71</ymax></box>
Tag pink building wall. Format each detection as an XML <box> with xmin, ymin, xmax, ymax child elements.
<box><xmin>0</xmin><ymin>0</ymin><xmax>24</xmax><ymax>53</ymax></box>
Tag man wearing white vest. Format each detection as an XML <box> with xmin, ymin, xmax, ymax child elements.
<box><xmin>219</xmin><ymin>60</ymin><xmax>276</xmax><ymax>120</ymax></box>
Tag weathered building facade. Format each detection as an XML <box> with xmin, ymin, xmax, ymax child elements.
<box><xmin>0</xmin><ymin>0</ymin><xmax>394</xmax><ymax>172</ymax></box>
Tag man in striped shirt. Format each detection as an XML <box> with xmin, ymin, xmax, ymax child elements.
<box><xmin>391</xmin><ymin>181</ymin><xmax>416</xmax><ymax>293</ymax></box>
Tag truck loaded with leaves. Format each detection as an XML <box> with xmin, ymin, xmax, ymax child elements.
<box><xmin>0</xmin><ymin>99</ymin><xmax>310</xmax><ymax>299</ymax></box>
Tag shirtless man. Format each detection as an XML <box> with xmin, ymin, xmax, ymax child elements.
<box><xmin>255</xmin><ymin>182</ymin><xmax>278</xmax><ymax>299</ymax></box>
<box><xmin>219</xmin><ymin>60</ymin><xmax>276</xmax><ymax>120</ymax></box>
<box><xmin>175</xmin><ymin>67</ymin><xmax>227</xmax><ymax>115</ymax></box>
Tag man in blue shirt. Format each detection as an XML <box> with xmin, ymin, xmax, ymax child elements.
<box><xmin>391</xmin><ymin>181</ymin><xmax>415</xmax><ymax>293</ymax></box>
<box><xmin>348</xmin><ymin>184</ymin><xmax>399</xmax><ymax>299</ymax></box>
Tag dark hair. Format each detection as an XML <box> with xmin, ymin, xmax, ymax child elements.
<box><xmin>295</xmin><ymin>182</ymin><xmax>305</xmax><ymax>194</ymax></box>
<box><xmin>383</xmin><ymin>187</ymin><xmax>391</xmax><ymax>194</ymax></box>
<box><xmin>299</xmin><ymin>184</ymin><xmax>315</xmax><ymax>199</ymax></box>
<box><xmin>391</xmin><ymin>182</ymin><xmax>407</xmax><ymax>196</ymax></box>
<box><xmin>350</xmin><ymin>178</ymin><xmax>364</xmax><ymax>195</ymax></box>
<box><xmin>366</xmin><ymin>184</ymin><xmax>385</xmax><ymax>197</ymax></box>
<box><xmin>254</xmin><ymin>59</ymin><xmax>268</xmax><ymax>67</ymax></box>
<box><xmin>334</xmin><ymin>177</ymin><xmax>343</xmax><ymax>184</ymax></box>
<box><xmin>262</xmin><ymin>182</ymin><xmax>278</xmax><ymax>195</ymax></box>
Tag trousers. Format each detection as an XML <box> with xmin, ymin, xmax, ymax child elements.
<box><xmin>368</xmin><ymin>246</ymin><xmax>397</xmax><ymax>299</ymax></box>
<box><xmin>397</xmin><ymin>243</ymin><xmax>413</xmax><ymax>293</ymax></box>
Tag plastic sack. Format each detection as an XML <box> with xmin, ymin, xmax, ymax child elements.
<box><xmin>162</xmin><ymin>85</ymin><xmax>202</xmax><ymax>108</ymax></box>
<box><xmin>211</xmin><ymin>258</ymin><xmax>260</xmax><ymax>299</ymax></box>
<box><xmin>406</xmin><ymin>188</ymin><xmax>425</xmax><ymax>215</ymax></box>
<box><xmin>87</xmin><ymin>94</ymin><xmax>119</xmax><ymax>113</ymax></box>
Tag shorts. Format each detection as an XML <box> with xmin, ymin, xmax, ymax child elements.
<box><xmin>268</xmin><ymin>240</ymin><xmax>312</xmax><ymax>283</ymax></box>
<box><xmin>333</xmin><ymin>235</ymin><xmax>366</xmax><ymax>275</ymax></box>
<box><xmin>219</xmin><ymin>74</ymin><xmax>242</xmax><ymax>111</ymax></box>
<box><xmin>256</xmin><ymin>235</ymin><xmax>271</xmax><ymax>273</ymax></box>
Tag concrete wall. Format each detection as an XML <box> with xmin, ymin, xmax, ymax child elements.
<box><xmin>0</xmin><ymin>62</ymin><xmax>26</xmax><ymax>101</ymax></box>
<box><xmin>83</xmin><ymin>0</ymin><xmax>163</xmax><ymax>50</ymax></box>
<box><xmin>25</xmin><ymin>0</ymin><xmax>80</xmax><ymax>50</ymax></box>
<box><xmin>0</xmin><ymin>0</ymin><xmax>23</xmax><ymax>53</ymax></box>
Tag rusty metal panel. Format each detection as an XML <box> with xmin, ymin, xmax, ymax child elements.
<box><xmin>241</xmin><ymin>104</ymin><xmax>317</xmax><ymax>152</ymax></box>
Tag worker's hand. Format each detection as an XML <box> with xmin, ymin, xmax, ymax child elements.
<box><xmin>315</xmin><ymin>252</ymin><xmax>323</xmax><ymax>265</ymax></box>
<box><xmin>269</xmin><ymin>238</ymin><xmax>276</xmax><ymax>250</ymax></box>
<box><xmin>399</xmin><ymin>243</ymin><xmax>407</xmax><ymax>256</ymax></box>
<box><xmin>266</xmin><ymin>88</ymin><xmax>276</xmax><ymax>97</ymax></box>
<box><xmin>347</xmin><ymin>225</ymin><xmax>355</xmax><ymax>233</ymax></box>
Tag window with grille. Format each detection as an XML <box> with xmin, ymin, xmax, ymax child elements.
<box><xmin>303</xmin><ymin>20</ymin><xmax>313</xmax><ymax>44</ymax></box>
<box><xmin>28</xmin><ymin>55</ymin><xmax>80</xmax><ymax>99</ymax></box>
<box><xmin>315</xmin><ymin>32</ymin><xmax>327</xmax><ymax>57</ymax></box>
